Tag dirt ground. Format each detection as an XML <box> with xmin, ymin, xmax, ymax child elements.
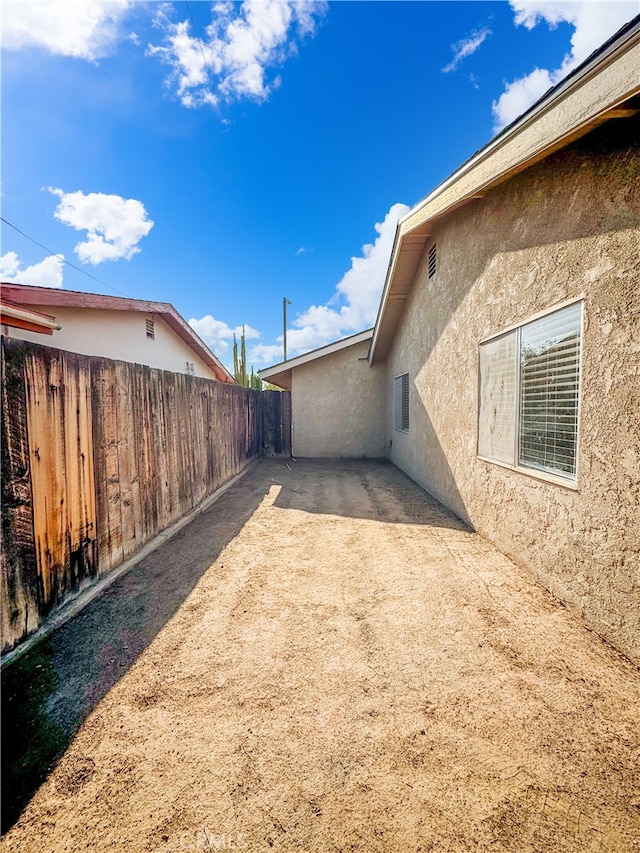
<box><xmin>2</xmin><ymin>458</ymin><xmax>639</xmax><ymax>852</ymax></box>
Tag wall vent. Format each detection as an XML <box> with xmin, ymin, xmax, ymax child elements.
<box><xmin>428</xmin><ymin>244</ymin><xmax>437</xmax><ymax>279</ymax></box>
<box><xmin>146</xmin><ymin>317</ymin><xmax>155</xmax><ymax>339</ymax></box>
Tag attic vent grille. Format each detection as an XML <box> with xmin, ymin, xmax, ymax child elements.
<box><xmin>146</xmin><ymin>317</ymin><xmax>155</xmax><ymax>339</ymax></box>
<box><xmin>428</xmin><ymin>244</ymin><xmax>437</xmax><ymax>278</ymax></box>
<box><xmin>394</xmin><ymin>373</ymin><xmax>410</xmax><ymax>432</ymax></box>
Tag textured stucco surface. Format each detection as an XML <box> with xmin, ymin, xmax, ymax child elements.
<box><xmin>292</xmin><ymin>340</ymin><xmax>386</xmax><ymax>458</ymax></box>
<box><xmin>386</xmin><ymin>120</ymin><xmax>640</xmax><ymax>663</ymax></box>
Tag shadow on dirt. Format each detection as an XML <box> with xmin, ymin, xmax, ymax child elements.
<box><xmin>272</xmin><ymin>458</ymin><xmax>469</xmax><ymax>531</ymax></box>
<box><xmin>1</xmin><ymin>468</ymin><xmax>271</xmax><ymax>833</ymax></box>
<box><xmin>1</xmin><ymin>457</ymin><xmax>467</xmax><ymax>832</ymax></box>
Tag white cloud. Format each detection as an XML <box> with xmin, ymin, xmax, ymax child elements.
<box><xmin>190</xmin><ymin>202</ymin><xmax>407</xmax><ymax>368</ymax></box>
<box><xmin>442</xmin><ymin>27</ymin><xmax>491</xmax><ymax>73</ymax></box>
<box><xmin>188</xmin><ymin>315</ymin><xmax>260</xmax><ymax>356</ymax></box>
<box><xmin>250</xmin><ymin>202</ymin><xmax>409</xmax><ymax>364</ymax></box>
<box><xmin>47</xmin><ymin>188</ymin><xmax>154</xmax><ymax>265</ymax></box>
<box><xmin>492</xmin><ymin>67</ymin><xmax>554</xmax><ymax>129</ymax></box>
<box><xmin>250</xmin><ymin>342</ymin><xmax>286</xmax><ymax>364</ymax></box>
<box><xmin>148</xmin><ymin>0</ymin><xmax>327</xmax><ymax>108</ymax></box>
<box><xmin>1</xmin><ymin>1</ymin><xmax>132</xmax><ymax>61</ymax></box>
<box><xmin>0</xmin><ymin>251</ymin><xmax>65</xmax><ymax>288</ymax></box>
<box><xmin>493</xmin><ymin>1</ymin><xmax>638</xmax><ymax>130</ymax></box>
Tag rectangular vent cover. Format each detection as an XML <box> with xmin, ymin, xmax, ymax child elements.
<box><xmin>428</xmin><ymin>244</ymin><xmax>437</xmax><ymax>278</ymax></box>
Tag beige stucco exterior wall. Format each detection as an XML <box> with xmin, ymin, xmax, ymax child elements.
<box><xmin>8</xmin><ymin>307</ymin><xmax>219</xmax><ymax>379</ymax></box>
<box><xmin>385</xmin><ymin>123</ymin><xmax>640</xmax><ymax>662</ymax></box>
<box><xmin>292</xmin><ymin>340</ymin><xmax>386</xmax><ymax>458</ymax></box>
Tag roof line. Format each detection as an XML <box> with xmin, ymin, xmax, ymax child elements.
<box><xmin>0</xmin><ymin>282</ymin><xmax>233</xmax><ymax>383</ymax></box>
<box><xmin>398</xmin><ymin>15</ymin><xmax>640</xmax><ymax>230</ymax></box>
<box><xmin>259</xmin><ymin>328</ymin><xmax>373</xmax><ymax>375</ymax></box>
<box><xmin>0</xmin><ymin>298</ymin><xmax>62</xmax><ymax>333</ymax></box>
<box><xmin>370</xmin><ymin>16</ymin><xmax>640</xmax><ymax>363</ymax></box>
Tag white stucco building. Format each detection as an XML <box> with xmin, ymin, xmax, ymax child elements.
<box><xmin>0</xmin><ymin>283</ymin><xmax>233</xmax><ymax>383</ymax></box>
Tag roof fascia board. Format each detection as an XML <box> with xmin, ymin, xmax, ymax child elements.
<box><xmin>400</xmin><ymin>35</ymin><xmax>639</xmax><ymax>237</ymax></box>
<box><xmin>1</xmin><ymin>283</ymin><xmax>233</xmax><ymax>383</ymax></box>
<box><xmin>0</xmin><ymin>283</ymin><xmax>174</xmax><ymax>315</ymax></box>
<box><xmin>370</xmin><ymin>26</ymin><xmax>640</xmax><ymax>363</ymax></box>
<box><xmin>157</xmin><ymin>311</ymin><xmax>233</xmax><ymax>383</ymax></box>
<box><xmin>0</xmin><ymin>301</ymin><xmax>60</xmax><ymax>327</ymax></box>
<box><xmin>258</xmin><ymin>329</ymin><xmax>373</xmax><ymax>379</ymax></box>
<box><xmin>369</xmin><ymin>229</ymin><xmax>413</xmax><ymax>352</ymax></box>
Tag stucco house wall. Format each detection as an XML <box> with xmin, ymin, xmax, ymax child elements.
<box><xmin>292</xmin><ymin>340</ymin><xmax>386</xmax><ymax>458</ymax></box>
<box><xmin>385</xmin><ymin>122</ymin><xmax>640</xmax><ymax>662</ymax></box>
<box><xmin>7</xmin><ymin>306</ymin><xmax>219</xmax><ymax>380</ymax></box>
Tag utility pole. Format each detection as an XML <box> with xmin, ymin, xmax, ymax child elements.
<box><xmin>283</xmin><ymin>297</ymin><xmax>291</xmax><ymax>361</ymax></box>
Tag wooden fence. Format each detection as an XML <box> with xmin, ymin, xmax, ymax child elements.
<box><xmin>1</xmin><ymin>338</ymin><xmax>290</xmax><ymax>654</ymax></box>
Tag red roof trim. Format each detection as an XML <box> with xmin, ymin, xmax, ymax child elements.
<box><xmin>0</xmin><ymin>283</ymin><xmax>234</xmax><ymax>383</ymax></box>
<box><xmin>0</xmin><ymin>296</ymin><xmax>58</xmax><ymax>323</ymax></box>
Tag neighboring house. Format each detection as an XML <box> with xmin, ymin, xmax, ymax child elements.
<box><xmin>260</xmin><ymin>18</ymin><xmax>640</xmax><ymax>663</ymax></box>
<box><xmin>261</xmin><ymin>329</ymin><xmax>386</xmax><ymax>458</ymax></box>
<box><xmin>1</xmin><ymin>283</ymin><xmax>233</xmax><ymax>383</ymax></box>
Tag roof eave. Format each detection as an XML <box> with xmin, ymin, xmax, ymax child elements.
<box><xmin>370</xmin><ymin>17</ymin><xmax>640</xmax><ymax>364</ymax></box>
<box><xmin>158</xmin><ymin>311</ymin><xmax>234</xmax><ymax>383</ymax></box>
<box><xmin>0</xmin><ymin>300</ymin><xmax>62</xmax><ymax>335</ymax></box>
<box><xmin>0</xmin><ymin>283</ymin><xmax>234</xmax><ymax>383</ymax></box>
<box><xmin>258</xmin><ymin>329</ymin><xmax>374</xmax><ymax>385</ymax></box>
<box><xmin>258</xmin><ymin>367</ymin><xmax>292</xmax><ymax>391</ymax></box>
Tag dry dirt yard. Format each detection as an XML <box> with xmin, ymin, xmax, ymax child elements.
<box><xmin>2</xmin><ymin>459</ymin><xmax>639</xmax><ymax>853</ymax></box>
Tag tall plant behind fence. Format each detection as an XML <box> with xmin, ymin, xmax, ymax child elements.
<box><xmin>1</xmin><ymin>338</ymin><xmax>289</xmax><ymax>653</ymax></box>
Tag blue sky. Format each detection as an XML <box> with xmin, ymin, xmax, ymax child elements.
<box><xmin>2</xmin><ymin>1</ymin><xmax>637</xmax><ymax>368</ymax></box>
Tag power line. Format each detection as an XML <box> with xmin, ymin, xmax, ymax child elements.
<box><xmin>0</xmin><ymin>216</ymin><xmax>129</xmax><ymax>297</ymax></box>
<box><xmin>185</xmin><ymin>1</ymin><xmax>214</xmax><ymax>81</ymax></box>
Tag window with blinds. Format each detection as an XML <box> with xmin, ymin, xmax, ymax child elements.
<box><xmin>478</xmin><ymin>331</ymin><xmax>517</xmax><ymax>464</ymax></box>
<box><xmin>478</xmin><ymin>301</ymin><xmax>582</xmax><ymax>482</ymax></box>
<box><xmin>394</xmin><ymin>373</ymin><xmax>410</xmax><ymax>432</ymax></box>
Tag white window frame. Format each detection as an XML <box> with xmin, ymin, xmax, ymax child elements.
<box><xmin>477</xmin><ymin>297</ymin><xmax>584</xmax><ymax>489</ymax></box>
<box><xmin>394</xmin><ymin>373</ymin><xmax>410</xmax><ymax>433</ymax></box>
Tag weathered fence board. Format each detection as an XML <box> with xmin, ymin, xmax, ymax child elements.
<box><xmin>24</xmin><ymin>349</ymin><xmax>97</xmax><ymax>616</ymax></box>
<box><xmin>1</xmin><ymin>337</ymin><xmax>291</xmax><ymax>653</ymax></box>
<box><xmin>1</xmin><ymin>346</ymin><xmax>39</xmax><ymax>647</ymax></box>
<box><xmin>91</xmin><ymin>359</ymin><xmax>123</xmax><ymax>576</ymax></box>
<box><xmin>260</xmin><ymin>390</ymin><xmax>292</xmax><ymax>456</ymax></box>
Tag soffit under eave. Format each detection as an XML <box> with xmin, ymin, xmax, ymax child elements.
<box><xmin>370</xmin><ymin>235</ymin><xmax>428</xmax><ymax>362</ymax></box>
<box><xmin>399</xmin><ymin>44</ymin><xmax>640</xmax><ymax>238</ymax></box>
<box><xmin>389</xmin><ymin>234</ymin><xmax>429</xmax><ymax>295</ymax></box>
<box><xmin>260</xmin><ymin>368</ymin><xmax>292</xmax><ymax>391</ymax></box>
<box><xmin>370</xmin><ymin>36</ymin><xmax>640</xmax><ymax>366</ymax></box>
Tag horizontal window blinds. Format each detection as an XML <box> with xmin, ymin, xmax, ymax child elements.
<box><xmin>478</xmin><ymin>301</ymin><xmax>582</xmax><ymax>481</ymax></box>
<box><xmin>518</xmin><ymin>302</ymin><xmax>582</xmax><ymax>478</ymax></box>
